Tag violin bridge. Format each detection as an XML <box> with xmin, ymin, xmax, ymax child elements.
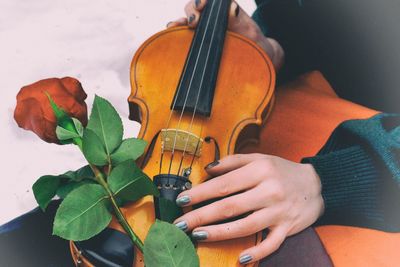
<box><xmin>161</xmin><ymin>129</ymin><xmax>203</xmax><ymax>157</ymax></box>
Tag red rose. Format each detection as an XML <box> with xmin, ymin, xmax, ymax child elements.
<box><xmin>14</xmin><ymin>77</ymin><xmax>88</xmax><ymax>143</ymax></box>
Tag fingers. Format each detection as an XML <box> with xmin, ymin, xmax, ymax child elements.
<box><xmin>176</xmin><ymin>160</ymin><xmax>264</xmax><ymax>207</ymax></box>
<box><xmin>174</xmin><ymin>188</ymin><xmax>267</xmax><ymax>231</ymax></box>
<box><xmin>205</xmin><ymin>153</ymin><xmax>266</xmax><ymax>177</ymax></box>
<box><xmin>166</xmin><ymin>17</ymin><xmax>188</xmax><ymax>28</ymax></box>
<box><xmin>169</xmin><ymin>0</ymin><xmax>242</xmax><ymax>29</ymax></box>
<box><xmin>184</xmin><ymin>0</ymin><xmax>207</xmax><ymax>28</ymax></box>
<box><xmin>229</xmin><ymin>1</ymin><xmax>241</xmax><ymax>21</ymax></box>
<box><xmin>167</xmin><ymin>0</ymin><xmax>206</xmax><ymax>29</ymax></box>
<box><xmin>190</xmin><ymin>209</ymin><xmax>275</xmax><ymax>242</ymax></box>
<box><xmin>238</xmin><ymin>227</ymin><xmax>286</xmax><ymax>265</ymax></box>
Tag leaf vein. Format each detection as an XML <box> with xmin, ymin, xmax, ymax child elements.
<box><xmin>63</xmin><ymin>195</ymin><xmax>109</xmax><ymax>226</ymax></box>
<box><xmin>113</xmin><ymin>175</ymin><xmax>143</xmax><ymax>196</ymax></box>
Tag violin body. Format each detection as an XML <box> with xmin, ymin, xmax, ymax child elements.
<box><xmin>124</xmin><ymin>25</ymin><xmax>275</xmax><ymax>266</ymax></box>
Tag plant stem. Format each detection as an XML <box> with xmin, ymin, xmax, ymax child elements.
<box><xmin>90</xmin><ymin>164</ymin><xmax>144</xmax><ymax>253</ymax></box>
<box><xmin>73</xmin><ymin>136</ymin><xmax>144</xmax><ymax>252</ymax></box>
<box><xmin>73</xmin><ymin>137</ymin><xmax>83</xmax><ymax>150</ymax></box>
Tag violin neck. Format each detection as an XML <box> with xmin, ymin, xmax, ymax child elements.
<box><xmin>171</xmin><ymin>0</ymin><xmax>231</xmax><ymax>117</ymax></box>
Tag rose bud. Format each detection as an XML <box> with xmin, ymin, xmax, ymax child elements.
<box><xmin>14</xmin><ymin>77</ymin><xmax>88</xmax><ymax>144</ymax></box>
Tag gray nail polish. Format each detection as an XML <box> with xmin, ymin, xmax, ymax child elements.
<box><xmin>195</xmin><ymin>0</ymin><xmax>201</xmax><ymax>7</ymax></box>
<box><xmin>239</xmin><ymin>254</ymin><xmax>253</xmax><ymax>265</ymax></box>
<box><xmin>192</xmin><ymin>231</ymin><xmax>208</xmax><ymax>240</ymax></box>
<box><xmin>205</xmin><ymin>160</ymin><xmax>219</xmax><ymax>170</ymax></box>
<box><xmin>175</xmin><ymin>221</ymin><xmax>188</xmax><ymax>232</ymax></box>
<box><xmin>176</xmin><ymin>195</ymin><xmax>191</xmax><ymax>206</ymax></box>
<box><xmin>188</xmin><ymin>14</ymin><xmax>195</xmax><ymax>24</ymax></box>
<box><xmin>235</xmin><ymin>4</ymin><xmax>240</xmax><ymax>17</ymax></box>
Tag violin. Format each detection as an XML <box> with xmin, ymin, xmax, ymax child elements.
<box><xmin>71</xmin><ymin>0</ymin><xmax>275</xmax><ymax>265</ymax></box>
<box><xmin>70</xmin><ymin>1</ymin><xmax>400</xmax><ymax>266</ymax></box>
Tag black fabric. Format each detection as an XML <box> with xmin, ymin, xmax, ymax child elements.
<box><xmin>0</xmin><ymin>200</ymin><xmax>135</xmax><ymax>267</ymax></box>
<box><xmin>253</xmin><ymin>0</ymin><xmax>400</xmax><ymax>113</ymax></box>
<box><xmin>0</xmin><ymin>200</ymin><xmax>73</xmax><ymax>267</ymax></box>
<box><xmin>74</xmin><ymin>228</ymin><xmax>134</xmax><ymax>267</ymax></box>
<box><xmin>260</xmin><ymin>227</ymin><xmax>333</xmax><ymax>267</ymax></box>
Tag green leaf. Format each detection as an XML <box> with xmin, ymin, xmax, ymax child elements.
<box><xmin>56</xmin><ymin>166</ymin><xmax>96</xmax><ymax>199</ymax></box>
<box><xmin>32</xmin><ymin>175</ymin><xmax>61</xmax><ymax>211</ymax></box>
<box><xmin>144</xmin><ymin>220</ymin><xmax>199</xmax><ymax>267</ymax></box>
<box><xmin>82</xmin><ymin>129</ymin><xmax>109</xmax><ymax>166</ymax></box>
<box><xmin>72</xmin><ymin>118</ymin><xmax>84</xmax><ymax>137</ymax></box>
<box><xmin>74</xmin><ymin>165</ymin><xmax>95</xmax><ymax>181</ymax></box>
<box><xmin>60</xmin><ymin>171</ymin><xmax>76</xmax><ymax>180</ymax></box>
<box><xmin>111</xmin><ymin>138</ymin><xmax>147</xmax><ymax>166</ymax></box>
<box><xmin>56</xmin><ymin>126</ymin><xmax>80</xmax><ymax>141</ymax></box>
<box><xmin>61</xmin><ymin>165</ymin><xmax>95</xmax><ymax>182</ymax></box>
<box><xmin>56</xmin><ymin>180</ymin><xmax>96</xmax><ymax>199</ymax></box>
<box><xmin>87</xmin><ymin>95</ymin><xmax>123</xmax><ymax>155</ymax></box>
<box><xmin>108</xmin><ymin>161</ymin><xmax>159</xmax><ymax>204</ymax></box>
<box><xmin>53</xmin><ymin>184</ymin><xmax>112</xmax><ymax>241</ymax></box>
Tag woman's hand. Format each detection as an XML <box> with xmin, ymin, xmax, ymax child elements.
<box><xmin>173</xmin><ymin>153</ymin><xmax>324</xmax><ymax>265</ymax></box>
<box><xmin>167</xmin><ymin>0</ymin><xmax>284</xmax><ymax>70</ymax></box>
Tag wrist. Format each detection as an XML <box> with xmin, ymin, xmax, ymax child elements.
<box><xmin>303</xmin><ymin>163</ymin><xmax>325</xmax><ymax>218</ymax></box>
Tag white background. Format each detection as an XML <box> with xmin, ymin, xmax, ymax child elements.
<box><xmin>0</xmin><ymin>0</ymin><xmax>256</xmax><ymax>225</ymax></box>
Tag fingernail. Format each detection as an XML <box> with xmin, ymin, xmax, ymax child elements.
<box><xmin>166</xmin><ymin>21</ymin><xmax>173</xmax><ymax>27</ymax></box>
<box><xmin>195</xmin><ymin>0</ymin><xmax>201</xmax><ymax>7</ymax></box>
<box><xmin>175</xmin><ymin>221</ymin><xmax>188</xmax><ymax>232</ymax></box>
<box><xmin>192</xmin><ymin>230</ymin><xmax>208</xmax><ymax>240</ymax></box>
<box><xmin>188</xmin><ymin>14</ymin><xmax>195</xmax><ymax>24</ymax></box>
<box><xmin>235</xmin><ymin>4</ymin><xmax>240</xmax><ymax>17</ymax></box>
<box><xmin>205</xmin><ymin>160</ymin><xmax>219</xmax><ymax>170</ymax></box>
<box><xmin>176</xmin><ymin>195</ymin><xmax>191</xmax><ymax>206</ymax></box>
<box><xmin>239</xmin><ymin>254</ymin><xmax>253</xmax><ymax>264</ymax></box>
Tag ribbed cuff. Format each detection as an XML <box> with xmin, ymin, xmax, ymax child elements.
<box><xmin>302</xmin><ymin>146</ymin><xmax>384</xmax><ymax>228</ymax></box>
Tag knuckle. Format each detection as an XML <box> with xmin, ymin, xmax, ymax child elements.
<box><xmin>253</xmin><ymin>159</ymin><xmax>272</xmax><ymax>176</ymax></box>
<box><xmin>231</xmin><ymin>221</ymin><xmax>249</xmax><ymax>235</ymax></box>
<box><xmin>189</xmin><ymin>212</ymin><xmax>204</xmax><ymax>227</ymax></box>
<box><xmin>262</xmin><ymin>157</ymin><xmax>274</xmax><ymax>167</ymax></box>
<box><xmin>216</xmin><ymin>179</ymin><xmax>231</xmax><ymax>197</ymax></box>
<box><xmin>262</xmin><ymin>156</ymin><xmax>279</xmax><ymax>171</ymax></box>
<box><xmin>219</xmin><ymin>200</ymin><xmax>237</xmax><ymax>219</ymax></box>
<box><xmin>270</xmin><ymin>241</ymin><xmax>281</xmax><ymax>252</ymax></box>
<box><xmin>246</xmin><ymin>27</ymin><xmax>260</xmax><ymax>41</ymax></box>
<box><xmin>268</xmin><ymin>181</ymin><xmax>285</xmax><ymax>201</ymax></box>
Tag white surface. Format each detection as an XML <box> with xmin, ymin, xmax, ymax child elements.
<box><xmin>0</xmin><ymin>0</ymin><xmax>257</xmax><ymax>224</ymax></box>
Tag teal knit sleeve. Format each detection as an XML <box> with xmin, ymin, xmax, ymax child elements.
<box><xmin>302</xmin><ymin>113</ymin><xmax>400</xmax><ymax>232</ymax></box>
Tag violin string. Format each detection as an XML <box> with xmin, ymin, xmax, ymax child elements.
<box><xmin>189</xmin><ymin>138</ymin><xmax>201</xmax><ymax>170</ymax></box>
<box><xmin>176</xmin><ymin>0</ymin><xmax>224</xmax><ymax>176</ymax></box>
<box><xmin>159</xmin><ymin>0</ymin><xmax>216</xmax><ymax>175</ymax></box>
<box><xmin>159</xmin><ymin>12</ymin><xmax>199</xmax><ymax>175</ymax></box>
<box><xmin>166</xmin><ymin>0</ymin><xmax>219</xmax><ymax>178</ymax></box>
<box><xmin>189</xmin><ymin>125</ymin><xmax>204</xmax><ymax>171</ymax></box>
<box><xmin>177</xmin><ymin>122</ymin><xmax>204</xmax><ymax>176</ymax></box>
